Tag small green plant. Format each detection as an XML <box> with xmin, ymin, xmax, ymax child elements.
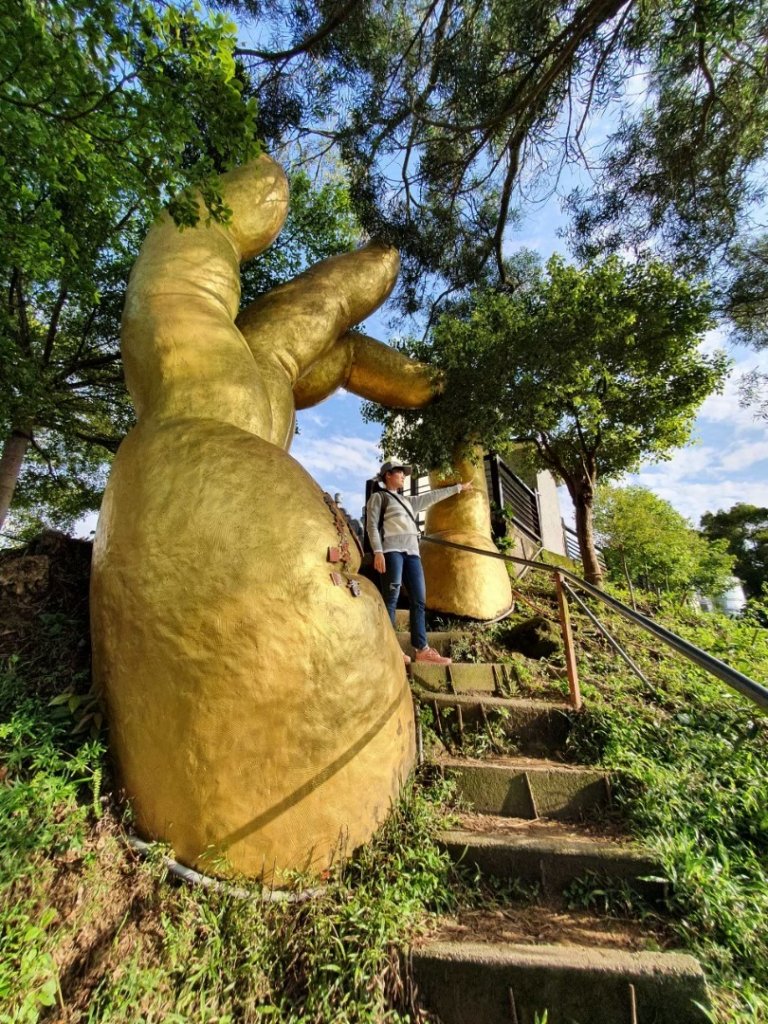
<box><xmin>564</xmin><ymin>872</ymin><xmax>665</xmax><ymax>922</ymax></box>
<box><xmin>48</xmin><ymin>683</ymin><xmax>104</xmax><ymax>738</ymax></box>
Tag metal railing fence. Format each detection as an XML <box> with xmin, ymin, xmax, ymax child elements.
<box><xmin>562</xmin><ymin>522</ymin><xmax>606</xmax><ymax>571</ymax></box>
<box><xmin>421</xmin><ymin>535</ymin><xmax>768</xmax><ymax>714</ymax></box>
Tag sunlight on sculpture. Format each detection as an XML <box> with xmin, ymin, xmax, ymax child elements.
<box><xmin>422</xmin><ymin>451</ymin><xmax>513</xmax><ymax>620</ymax></box>
<box><xmin>90</xmin><ymin>155</ymin><xmax>506</xmax><ymax>883</ymax></box>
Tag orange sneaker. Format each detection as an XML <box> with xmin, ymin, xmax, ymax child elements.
<box><xmin>402</xmin><ymin>651</ymin><xmax>412</xmax><ymax>665</ymax></box>
<box><xmin>414</xmin><ymin>646</ymin><xmax>451</xmax><ymax>665</ymax></box>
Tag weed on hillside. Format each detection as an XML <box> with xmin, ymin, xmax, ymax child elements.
<box><xmin>0</xmin><ymin>646</ymin><xmax>464</xmax><ymax>1023</ymax></box>
<box><xmin>507</xmin><ymin>576</ymin><xmax>768</xmax><ymax>1022</ymax></box>
<box><xmin>3</xmin><ymin>536</ymin><xmax>768</xmax><ymax>1021</ymax></box>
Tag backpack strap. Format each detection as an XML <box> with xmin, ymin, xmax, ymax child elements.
<box><xmin>377</xmin><ymin>490</ymin><xmax>389</xmax><ymax>539</ymax></box>
<box><xmin>379</xmin><ymin>489</ymin><xmax>420</xmax><ymax>537</ymax></box>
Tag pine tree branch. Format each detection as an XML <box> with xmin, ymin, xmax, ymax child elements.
<box><xmin>234</xmin><ymin>0</ymin><xmax>363</xmax><ymax>62</ymax></box>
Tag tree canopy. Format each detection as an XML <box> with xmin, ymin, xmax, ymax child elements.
<box><xmin>594</xmin><ymin>484</ymin><xmax>734</xmax><ymax>597</ymax></box>
<box><xmin>700</xmin><ymin>502</ymin><xmax>768</xmax><ymax>598</ymax></box>
<box><xmin>366</xmin><ymin>254</ymin><xmax>728</xmax><ymax>582</ymax></box>
<box><xmin>720</xmin><ymin>234</ymin><xmax>768</xmax><ymax>421</ymax></box>
<box><xmin>0</xmin><ymin>0</ymin><xmax>261</xmax><ymax>533</ymax></box>
<box><xmin>227</xmin><ymin>0</ymin><xmax>768</xmax><ymax>312</ymax></box>
<box><xmin>0</xmin><ymin>2</ymin><xmax>362</xmax><ymax>537</ymax></box>
<box><xmin>4</xmin><ymin>0</ymin><xmax>767</xmax><ymax>532</ymax></box>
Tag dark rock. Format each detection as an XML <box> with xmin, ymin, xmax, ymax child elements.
<box><xmin>498</xmin><ymin>616</ymin><xmax>561</xmax><ymax>659</ymax></box>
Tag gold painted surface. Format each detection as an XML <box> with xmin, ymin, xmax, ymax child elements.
<box><xmin>293</xmin><ymin>332</ymin><xmax>437</xmax><ymax>411</ymax></box>
<box><xmin>421</xmin><ymin>452</ymin><xmax>513</xmax><ymax>620</ymax></box>
<box><xmin>91</xmin><ymin>156</ymin><xmax>432</xmax><ymax>883</ymax></box>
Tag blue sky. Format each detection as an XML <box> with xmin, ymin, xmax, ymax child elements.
<box><xmin>291</xmin><ymin>204</ymin><xmax>768</xmax><ymax>530</ymax></box>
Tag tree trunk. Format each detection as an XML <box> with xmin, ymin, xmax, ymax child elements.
<box><xmin>0</xmin><ymin>430</ymin><xmax>30</xmax><ymax>532</ymax></box>
<box><xmin>573</xmin><ymin>488</ymin><xmax>603</xmax><ymax>586</ymax></box>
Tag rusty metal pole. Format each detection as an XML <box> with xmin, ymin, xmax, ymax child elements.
<box><xmin>554</xmin><ymin>571</ymin><xmax>582</xmax><ymax>710</ymax></box>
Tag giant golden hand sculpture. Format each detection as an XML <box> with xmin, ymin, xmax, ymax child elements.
<box><xmin>91</xmin><ymin>157</ymin><xmax>436</xmax><ymax>883</ymax></box>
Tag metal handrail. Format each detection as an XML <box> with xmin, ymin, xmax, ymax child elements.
<box><xmin>421</xmin><ymin>535</ymin><xmax>768</xmax><ymax>712</ymax></box>
<box><xmin>560</xmin><ymin>577</ymin><xmax>652</xmax><ymax>690</ymax></box>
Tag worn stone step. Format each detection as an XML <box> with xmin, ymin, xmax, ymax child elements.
<box><xmin>410</xmin><ymin>659</ymin><xmax>567</xmax><ymax>702</ymax></box>
<box><xmin>413</xmin><ymin>661</ymin><xmax>502</xmax><ymax>692</ymax></box>
<box><xmin>411</xmin><ymin>938</ymin><xmax>709</xmax><ymax>1024</ymax></box>
<box><xmin>414</xmin><ymin>690</ymin><xmax>572</xmax><ymax>755</ymax></box>
<box><xmin>396</xmin><ymin>630</ymin><xmax>468</xmax><ymax>656</ymax></box>
<box><xmin>440</xmin><ymin>756</ymin><xmax>610</xmax><ymax>820</ymax></box>
<box><xmin>440</xmin><ymin>815</ymin><xmax>665</xmax><ymax>898</ymax></box>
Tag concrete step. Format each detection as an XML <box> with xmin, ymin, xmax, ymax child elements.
<box><xmin>414</xmin><ymin>690</ymin><xmax>572</xmax><ymax>756</ymax></box>
<box><xmin>440</xmin><ymin>814</ymin><xmax>665</xmax><ymax>898</ymax></box>
<box><xmin>413</xmin><ymin>661</ymin><xmax>503</xmax><ymax>693</ymax></box>
<box><xmin>396</xmin><ymin>630</ymin><xmax>468</xmax><ymax>656</ymax></box>
<box><xmin>411</xmin><ymin>935</ymin><xmax>710</xmax><ymax>1023</ymax></box>
<box><xmin>440</xmin><ymin>756</ymin><xmax>610</xmax><ymax>820</ymax></box>
<box><xmin>410</xmin><ymin>659</ymin><xmax>567</xmax><ymax>702</ymax></box>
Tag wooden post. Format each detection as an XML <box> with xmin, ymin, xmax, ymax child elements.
<box><xmin>554</xmin><ymin>572</ymin><xmax>582</xmax><ymax>710</ymax></box>
<box><xmin>620</xmin><ymin>548</ymin><xmax>637</xmax><ymax>611</ymax></box>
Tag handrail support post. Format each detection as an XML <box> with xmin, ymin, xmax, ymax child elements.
<box><xmin>555</xmin><ymin>571</ymin><xmax>582</xmax><ymax>711</ymax></box>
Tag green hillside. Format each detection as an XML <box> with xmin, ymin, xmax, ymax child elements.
<box><xmin>1</xmin><ymin>535</ymin><xmax>766</xmax><ymax>1022</ymax></box>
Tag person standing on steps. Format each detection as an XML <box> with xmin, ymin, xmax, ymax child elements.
<box><xmin>366</xmin><ymin>461</ymin><xmax>473</xmax><ymax>666</ymax></box>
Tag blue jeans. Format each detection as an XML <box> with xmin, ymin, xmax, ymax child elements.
<box><xmin>383</xmin><ymin>551</ymin><xmax>428</xmax><ymax>651</ymax></box>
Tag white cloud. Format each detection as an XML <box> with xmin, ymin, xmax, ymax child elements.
<box><xmin>638</xmin><ymin>444</ymin><xmax>719</xmax><ymax>485</ymax></box>
<box><xmin>302</xmin><ymin>410</ymin><xmax>329</xmax><ymax>429</ymax></box>
<box><xmin>291</xmin><ymin>433</ymin><xmax>382</xmax><ymax>478</ymax></box>
<box><xmin>290</xmin><ymin>432</ymin><xmax>385</xmax><ymax>517</ymax></box>
<box><xmin>637</xmin><ymin>436</ymin><xmax>767</xmax><ymax>483</ymax></box>
<box><xmin>698</xmin><ymin>326</ymin><xmax>729</xmax><ymax>356</ymax></box>
<box><xmin>631</xmin><ymin>476</ymin><xmax>768</xmax><ymax>524</ymax></box>
<box><xmin>718</xmin><ymin>440</ymin><xmax>768</xmax><ymax>473</ymax></box>
<box><xmin>698</xmin><ymin>383</ymin><xmax>762</xmax><ymax>431</ymax></box>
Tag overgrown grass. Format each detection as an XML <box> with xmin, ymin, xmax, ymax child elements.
<box><xmin>3</xmin><ymin>541</ymin><xmax>768</xmax><ymax>1022</ymax></box>
<box><xmin>0</xmin><ymin>639</ymin><xmax>464</xmax><ymax>1023</ymax></box>
<box><xmin>0</xmin><ymin>655</ymin><xmax>104</xmax><ymax>1022</ymax></box>
<box><xmin>517</xmin><ymin>580</ymin><xmax>768</xmax><ymax>1022</ymax></box>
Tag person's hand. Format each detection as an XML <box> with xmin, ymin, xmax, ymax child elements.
<box><xmin>460</xmin><ymin>481</ymin><xmax>474</xmax><ymax>492</ymax></box>
<box><xmin>373</xmin><ymin>553</ymin><xmax>386</xmax><ymax>574</ymax></box>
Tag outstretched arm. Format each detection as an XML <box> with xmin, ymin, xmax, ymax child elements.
<box><xmin>411</xmin><ymin>482</ymin><xmax>470</xmax><ymax>513</ymax></box>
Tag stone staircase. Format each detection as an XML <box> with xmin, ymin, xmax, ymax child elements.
<box><xmin>397</xmin><ymin>621</ymin><xmax>711</xmax><ymax>1024</ymax></box>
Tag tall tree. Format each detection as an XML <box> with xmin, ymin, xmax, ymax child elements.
<box><xmin>720</xmin><ymin>234</ymin><xmax>768</xmax><ymax>421</ymax></box>
<box><xmin>723</xmin><ymin>235</ymin><xmax>768</xmax><ymax>351</ymax></box>
<box><xmin>367</xmin><ymin>255</ymin><xmax>728</xmax><ymax>584</ymax></box>
<box><xmin>227</xmin><ymin>0</ymin><xmax>768</xmax><ymax>312</ymax></box>
<box><xmin>700</xmin><ymin>503</ymin><xmax>768</xmax><ymax>598</ymax></box>
<box><xmin>0</xmin><ymin>3</ymin><xmax>362</xmax><ymax>537</ymax></box>
<box><xmin>594</xmin><ymin>484</ymin><xmax>734</xmax><ymax>597</ymax></box>
<box><xmin>0</xmin><ymin>0</ymin><xmax>261</xmax><ymax>533</ymax></box>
